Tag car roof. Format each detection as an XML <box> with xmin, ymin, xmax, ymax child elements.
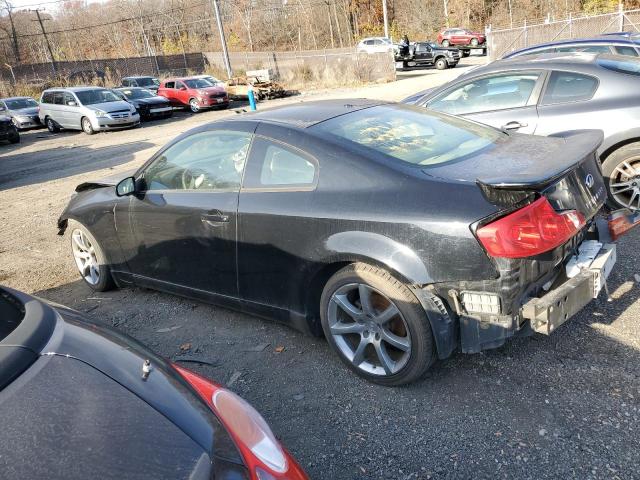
<box><xmin>123</xmin><ymin>76</ymin><xmax>155</xmax><ymax>79</ymax></box>
<box><xmin>1</xmin><ymin>96</ymin><xmax>33</xmax><ymax>101</ymax></box>
<box><xmin>473</xmin><ymin>51</ymin><xmax>603</xmax><ymax>72</ymax></box>
<box><xmin>506</xmin><ymin>36</ymin><xmax>639</xmax><ymax>56</ymax></box>
<box><xmin>230</xmin><ymin>99</ymin><xmax>385</xmax><ymax>128</ymax></box>
<box><xmin>43</xmin><ymin>86</ymin><xmax>108</xmax><ymax>92</ymax></box>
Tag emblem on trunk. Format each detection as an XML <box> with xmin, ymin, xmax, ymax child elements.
<box><xmin>585</xmin><ymin>174</ymin><xmax>594</xmax><ymax>188</ymax></box>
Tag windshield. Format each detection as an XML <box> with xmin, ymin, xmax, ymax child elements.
<box><xmin>137</xmin><ymin>77</ymin><xmax>159</xmax><ymax>86</ymax></box>
<box><xmin>184</xmin><ymin>79</ymin><xmax>215</xmax><ymax>89</ymax></box>
<box><xmin>120</xmin><ymin>88</ymin><xmax>155</xmax><ymax>99</ymax></box>
<box><xmin>314</xmin><ymin>104</ymin><xmax>504</xmax><ymax>166</ymax></box>
<box><xmin>76</xmin><ymin>89</ymin><xmax>121</xmax><ymax>105</ymax></box>
<box><xmin>4</xmin><ymin>98</ymin><xmax>38</xmax><ymax>110</ymax></box>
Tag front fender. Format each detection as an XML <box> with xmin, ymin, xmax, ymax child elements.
<box><xmin>325</xmin><ymin>231</ymin><xmax>432</xmax><ymax>285</ymax></box>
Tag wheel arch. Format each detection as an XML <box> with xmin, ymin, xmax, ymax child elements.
<box><xmin>599</xmin><ymin>133</ymin><xmax>640</xmax><ymax>162</ymax></box>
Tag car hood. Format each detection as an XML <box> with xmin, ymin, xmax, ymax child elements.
<box><xmin>87</xmin><ymin>100</ymin><xmax>132</xmax><ymax>113</ymax></box>
<box><xmin>134</xmin><ymin>96</ymin><xmax>170</xmax><ymax>105</ymax></box>
<box><xmin>74</xmin><ymin>168</ymin><xmax>137</xmax><ymax>192</ymax></box>
<box><xmin>422</xmin><ymin>129</ymin><xmax>604</xmax><ymax>188</ymax></box>
<box><xmin>9</xmin><ymin>106</ymin><xmax>38</xmax><ymax>116</ymax></box>
<box><xmin>198</xmin><ymin>86</ymin><xmax>227</xmax><ymax>94</ymax></box>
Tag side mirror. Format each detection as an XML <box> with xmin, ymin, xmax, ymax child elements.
<box><xmin>67</xmin><ymin>101</ymin><xmax>77</xmax><ymax>106</ymax></box>
<box><xmin>116</xmin><ymin>176</ymin><xmax>136</xmax><ymax>197</ymax></box>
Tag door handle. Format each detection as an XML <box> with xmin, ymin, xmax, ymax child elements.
<box><xmin>501</xmin><ymin>121</ymin><xmax>528</xmax><ymax>131</ymax></box>
<box><xmin>201</xmin><ymin>211</ymin><xmax>229</xmax><ymax>225</ymax></box>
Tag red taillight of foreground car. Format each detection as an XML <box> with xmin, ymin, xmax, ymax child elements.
<box><xmin>173</xmin><ymin>365</ymin><xmax>308</xmax><ymax>480</ymax></box>
<box><xmin>476</xmin><ymin>197</ymin><xmax>585</xmax><ymax>258</ymax></box>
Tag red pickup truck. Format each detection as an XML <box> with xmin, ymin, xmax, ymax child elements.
<box><xmin>437</xmin><ymin>28</ymin><xmax>486</xmax><ymax>48</ymax></box>
<box><xmin>157</xmin><ymin>76</ymin><xmax>229</xmax><ymax>113</ymax></box>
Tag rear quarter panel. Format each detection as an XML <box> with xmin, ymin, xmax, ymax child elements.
<box><xmin>237</xmin><ymin>123</ymin><xmax>498</xmax><ymax>320</ymax></box>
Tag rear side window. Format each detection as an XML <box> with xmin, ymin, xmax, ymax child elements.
<box><xmin>53</xmin><ymin>92</ymin><xmax>64</xmax><ymax>105</ymax></box>
<box><xmin>244</xmin><ymin>138</ymin><xmax>317</xmax><ymax>188</ymax></box>
<box><xmin>164</xmin><ymin>81</ymin><xmax>175</xmax><ymax>88</ymax></box>
<box><xmin>598</xmin><ymin>55</ymin><xmax>640</xmax><ymax>75</ymax></box>
<box><xmin>541</xmin><ymin>71</ymin><xmax>598</xmax><ymax>104</ymax></box>
<box><xmin>614</xmin><ymin>45</ymin><xmax>639</xmax><ymax>56</ymax></box>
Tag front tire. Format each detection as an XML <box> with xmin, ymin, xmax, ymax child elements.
<box><xmin>8</xmin><ymin>127</ymin><xmax>19</xmax><ymax>144</ymax></box>
<box><xmin>435</xmin><ymin>58</ymin><xmax>448</xmax><ymax>70</ymax></box>
<box><xmin>189</xmin><ymin>98</ymin><xmax>200</xmax><ymax>113</ymax></box>
<box><xmin>602</xmin><ymin>142</ymin><xmax>640</xmax><ymax>210</ymax></box>
<box><xmin>470</xmin><ymin>38</ymin><xmax>479</xmax><ymax>47</ymax></box>
<box><xmin>69</xmin><ymin>220</ymin><xmax>115</xmax><ymax>291</ymax></box>
<box><xmin>320</xmin><ymin>263</ymin><xmax>436</xmax><ymax>386</ymax></box>
<box><xmin>46</xmin><ymin>117</ymin><xmax>60</xmax><ymax>133</ymax></box>
<box><xmin>81</xmin><ymin>117</ymin><xmax>95</xmax><ymax>135</ymax></box>
<box><xmin>462</xmin><ymin>50</ymin><xmax>471</xmax><ymax>57</ymax></box>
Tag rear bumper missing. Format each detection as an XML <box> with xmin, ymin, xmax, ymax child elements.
<box><xmin>522</xmin><ymin>243</ymin><xmax>616</xmax><ymax>335</ymax></box>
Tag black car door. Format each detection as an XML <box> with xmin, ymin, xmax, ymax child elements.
<box><xmin>119</xmin><ymin>122</ymin><xmax>255</xmax><ymax>299</ymax></box>
<box><xmin>414</xmin><ymin>43</ymin><xmax>433</xmax><ymax>64</ymax></box>
<box><xmin>236</xmin><ymin>123</ymin><xmax>319</xmax><ymax>320</ymax></box>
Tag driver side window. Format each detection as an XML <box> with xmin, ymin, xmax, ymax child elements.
<box><xmin>142</xmin><ymin>131</ymin><xmax>252</xmax><ymax>192</ymax></box>
<box><xmin>428</xmin><ymin>72</ymin><xmax>540</xmax><ymax>115</ymax></box>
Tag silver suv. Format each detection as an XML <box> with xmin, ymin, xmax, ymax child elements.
<box><xmin>39</xmin><ymin>87</ymin><xmax>140</xmax><ymax>135</ymax></box>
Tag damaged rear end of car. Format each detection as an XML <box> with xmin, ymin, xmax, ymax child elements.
<box><xmin>426</xmin><ymin>130</ymin><xmax>614</xmax><ymax>354</ymax></box>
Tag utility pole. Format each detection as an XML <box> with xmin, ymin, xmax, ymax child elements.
<box><xmin>382</xmin><ymin>0</ymin><xmax>389</xmax><ymax>39</ymax></box>
<box><xmin>33</xmin><ymin>9</ymin><xmax>56</xmax><ymax>75</ymax></box>
<box><xmin>3</xmin><ymin>2</ymin><xmax>20</xmax><ymax>63</ymax></box>
<box><xmin>210</xmin><ymin>0</ymin><xmax>232</xmax><ymax>78</ymax></box>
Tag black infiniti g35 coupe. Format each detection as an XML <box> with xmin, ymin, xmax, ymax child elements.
<box><xmin>58</xmin><ymin>99</ymin><xmax>623</xmax><ymax>386</ymax></box>
<box><xmin>0</xmin><ymin>286</ymin><xmax>307</xmax><ymax>479</ymax></box>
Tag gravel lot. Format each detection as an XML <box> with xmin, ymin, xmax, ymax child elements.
<box><xmin>1</xmin><ymin>58</ymin><xmax>639</xmax><ymax>480</ymax></box>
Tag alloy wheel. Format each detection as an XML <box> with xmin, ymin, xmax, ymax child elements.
<box><xmin>47</xmin><ymin>118</ymin><xmax>56</xmax><ymax>132</ymax></box>
<box><xmin>82</xmin><ymin>118</ymin><xmax>94</xmax><ymax>134</ymax></box>
<box><xmin>189</xmin><ymin>99</ymin><xmax>200</xmax><ymax>113</ymax></box>
<box><xmin>327</xmin><ymin>283</ymin><xmax>411</xmax><ymax>376</ymax></box>
<box><xmin>71</xmin><ymin>229</ymin><xmax>100</xmax><ymax>286</ymax></box>
<box><xmin>609</xmin><ymin>158</ymin><xmax>640</xmax><ymax>210</ymax></box>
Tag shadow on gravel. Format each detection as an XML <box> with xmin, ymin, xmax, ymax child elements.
<box><xmin>0</xmin><ymin>140</ymin><xmax>155</xmax><ymax>191</ymax></box>
<box><xmin>31</xmin><ymin>232</ymin><xmax>640</xmax><ymax>479</ymax></box>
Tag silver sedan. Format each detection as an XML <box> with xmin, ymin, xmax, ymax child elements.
<box><xmin>403</xmin><ymin>52</ymin><xmax>640</xmax><ymax>210</ymax></box>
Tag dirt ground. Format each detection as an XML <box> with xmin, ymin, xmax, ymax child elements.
<box><xmin>2</xmin><ymin>57</ymin><xmax>640</xmax><ymax>480</ymax></box>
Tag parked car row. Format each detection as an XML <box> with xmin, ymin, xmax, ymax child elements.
<box><xmin>0</xmin><ymin>74</ymin><xmax>230</xmax><ymax>140</ymax></box>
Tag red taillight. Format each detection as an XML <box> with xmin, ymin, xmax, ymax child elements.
<box><xmin>476</xmin><ymin>197</ymin><xmax>585</xmax><ymax>258</ymax></box>
<box><xmin>173</xmin><ymin>365</ymin><xmax>308</xmax><ymax>480</ymax></box>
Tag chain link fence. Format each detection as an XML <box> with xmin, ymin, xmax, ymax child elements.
<box><xmin>487</xmin><ymin>7</ymin><xmax>640</xmax><ymax>60</ymax></box>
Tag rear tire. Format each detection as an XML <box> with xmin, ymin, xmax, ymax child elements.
<box><xmin>320</xmin><ymin>263</ymin><xmax>436</xmax><ymax>386</ymax></box>
<box><xmin>46</xmin><ymin>117</ymin><xmax>60</xmax><ymax>133</ymax></box>
<box><xmin>435</xmin><ymin>58</ymin><xmax>448</xmax><ymax>70</ymax></box>
<box><xmin>602</xmin><ymin>142</ymin><xmax>640</xmax><ymax>211</ymax></box>
<box><xmin>68</xmin><ymin>220</ymin><xmax>115</xmax><ymax>292</ymax></box>
<box><xmin>442</xmin><ymin>40</ymin><xmax>450</xmax><ymax>47</ymax></box>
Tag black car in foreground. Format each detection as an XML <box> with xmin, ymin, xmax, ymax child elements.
<box><xmin>114</xmin><ymin>87</ymin><xmax>173</xmax><ymax>121</ymax></box>
<box><xmin>0</xmin><ymin>115</ymin><xmax>19</xmax><ymax>143</ymax></box>
<box><xmin>58</xmin><ymin>100</ymin><xmax>620</xmax><ymax>385</ymax></box>
<box><xmin>0</xmin><ymin>286</ymin><xmax>307</xmax><ymax>479</ymax></box>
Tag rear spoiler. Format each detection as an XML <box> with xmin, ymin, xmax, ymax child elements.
<box><xmin>476</xmin><ymin>130</ymin><xmax>604</xmax><ymax>190</ymax></box>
